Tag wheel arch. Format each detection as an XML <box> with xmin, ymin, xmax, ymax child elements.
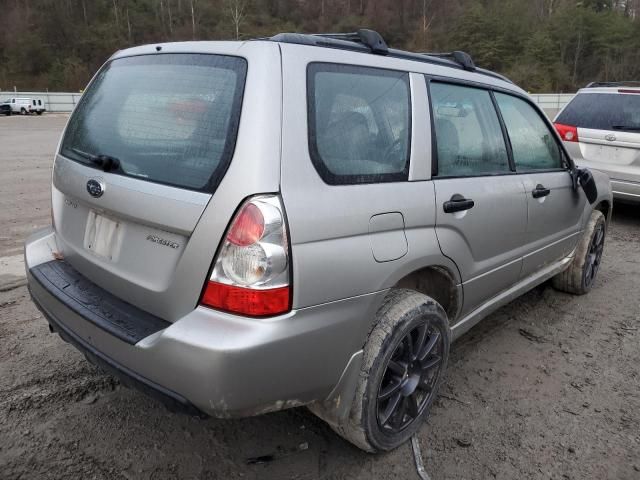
<box><xmin>594</xmin><ymin>199</ymin><xmax>611</xmax><ymax>224</ymax></box>
<box><xmin>390</xmin><ymin>264</ymin><xmax>462</xmax><ymax>323</ymax></box>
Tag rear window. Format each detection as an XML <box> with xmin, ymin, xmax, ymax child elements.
<box><xmin>556</xmin><ymin>92</ymin><xmax>640</xmax><ymax>133</ymax></box>
<box><xmin>61</xmin><ymin>54</ymin><xmax>247</xmax><ymax>192</ymax></box>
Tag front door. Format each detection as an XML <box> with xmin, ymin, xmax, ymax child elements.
<box><xmin>429</xmin><ymin>81</ymin><xmax>528</xmax><ymax>316</ymax></box>
<box><xmin>493</xmin><ymin>92</ymin><xmax>586</xmax><ymax>278</ymax></box>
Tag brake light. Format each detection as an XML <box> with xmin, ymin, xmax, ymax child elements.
<box><xmin>200</xmin><ymin>195</ymin><xmax>291</xmax><ymax>317</ymax></box>
<box><xmin>554</xmin><ymin>123</ymin><xmax>578</xmax><ymax>142</ymax></box>
<box><xmin>618</xmin><ymin>89</ymin><xmax>640</xmax><ymax>94</ymax></box>
<box><xmin>227</xmin><ymin>203</ymin><xmax>264</xmax><ymax>247</ymax></box>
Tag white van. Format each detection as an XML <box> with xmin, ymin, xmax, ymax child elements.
<box><xmin>30</xmin><ymin>98</ymin><xmax>47</xmax><ymax>115</ymax></box>
<box><xmin>3</xmin><ymin>97</ymin><xmax>32</xmax><ymax>114</ymax></box>
<box><xmin>1</xmin><ymin>97</ymin><xmax>46</xmax><ymax>115</ymax></box>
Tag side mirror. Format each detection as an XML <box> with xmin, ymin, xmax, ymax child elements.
<box><xmin>577</xmin><ymin>167</ymin><xmax>598</xmax><ymax>204</ymax></box>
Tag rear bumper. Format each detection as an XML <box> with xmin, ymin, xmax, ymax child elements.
<box><xmin>610</xmin><ymin>178</ymin><xmax>640</xmax><ymax>202</ymax></box>
<box><xmin>25</xmin><ymin>227</ymin><xmax>382</xmax><ymax>418</ymax></box>
<box><xmin>30</xmin><ymin>288</ymin><xmax>204</xmax><ymax>416</ymax></box>
<box><xmin>566</xmin><ymin>150</ymin><xmax>640</xmax><ymax>203</ymax></box>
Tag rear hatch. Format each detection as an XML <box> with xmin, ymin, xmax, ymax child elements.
<box><xmin>51</xmin><ymin>49</ymin><xmax>252</xmax><ymax>321</ymax></box>
<box><xmin>556</xmin><ymin>90</ymin><xmax>640</xmax><ymax>182</ymax></box>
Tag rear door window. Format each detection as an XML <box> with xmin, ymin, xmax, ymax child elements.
<box><xmin>556</xmin><ymin>92</ymin><xmax>640</xmax><ymax>133</ymax></box>
<box><xmin>308</xmin><ymin>63</ymin><xmax>411</xmax><ymax>184</ymax></box>
<box><xmin>430</xmin><ymin>82</ymin><xmax>510</xmax><ymax>177</ymax></box>
<box><xmin>495</xmin><ymin>93</ymin><xmax>563</xmax><ymax>171</ymax></box>
<box><xmin>61</xmin><ymin>54</ymin><xmax>247</xmax><ymax>192</ymax></box>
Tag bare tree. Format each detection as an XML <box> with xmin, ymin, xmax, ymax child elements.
<box><xmin>112</xmin><ymin>0</ymin><xmax>119</xmax><ymax>27</ymax></box>
<box><xmin>226</xmin><ymin>0</ymin><xmax>247</xmax><ymax>40</ymax></box>
<box><xmin>126</xmin><ymin>7</ymin><xmax>132</xmax><ymax>42</ymax></box>
<box><xmin>81</xmin><ymin>0</ymin><xmax>88</xmax><ymax>25</ymax></box>
<box><xmin>422</xmin><ymin>0</ymin><xmax>434</xmax><ymax>49</ymax></box>
<box><xmin>190</xmin><ymin>0</ymin><xmax>197</xmax><ymax>40</ymax></box>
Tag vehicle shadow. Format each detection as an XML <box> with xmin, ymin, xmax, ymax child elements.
<box><xmin>611</xmin><ymin>200</ymin><xmax>640</xmax><ymax>226</ymax></box>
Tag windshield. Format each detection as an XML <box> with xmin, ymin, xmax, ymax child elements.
<box><xmin>60</xmin><ymin>53</ymin><xmax>247</xmax><ymax>192</ymax></box>
<box><xmin>557</xmin><ymin>92</ymin><xmax>640</xmax><ymax>132</ymax></box>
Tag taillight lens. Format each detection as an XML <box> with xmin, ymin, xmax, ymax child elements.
<box><xmin>200</xmin><ymin>195</ymin><xmax>291</xmax><ymax>317</ymax></box>
<box><xmin>554</xmin><ymin>123</ymin><xmax>579</xmax><ymax>142</ymax></box>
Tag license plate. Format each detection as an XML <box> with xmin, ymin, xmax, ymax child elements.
<box><xmin>84</xmin><ymin>211</ymin><xmax>120</xmax><ymax>260</ymax></box>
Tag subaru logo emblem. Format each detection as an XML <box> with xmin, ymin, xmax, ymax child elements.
<box><xmin>605</xmin><ymin>134</ymin><xmax>616</xmax><ymax>142</ymax></box>
<box><xmin>86</xmin><ymin>179</ymin><xmax>105</xmax><ymax>198</ymax></box>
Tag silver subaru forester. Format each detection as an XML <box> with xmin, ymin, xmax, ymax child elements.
<box><xmin>25</xmin><ymin>30</ymin><xmax>612</xmax><ymax>452</ymax></box>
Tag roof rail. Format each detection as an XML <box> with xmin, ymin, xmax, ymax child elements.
<box><xmin>267</xmin><ymin>29</ymin><xmax>512</xmax><ymax>84</ymax></box>
<box><xmin>585</xmin><ymin>81</ymin><xmax>640</xmax><ymax>88</ymax></box>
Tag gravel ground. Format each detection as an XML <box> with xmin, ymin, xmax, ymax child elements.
<box><xmin>1</xmin><ymin>115</ymin><xmax>639</xmax><ymax>479</ymax></box>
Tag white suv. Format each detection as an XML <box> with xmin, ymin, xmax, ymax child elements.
<box><xmin>554</xmin><ymin>82</ymin><xmax>640</xmax><ymax>203</ymax></box>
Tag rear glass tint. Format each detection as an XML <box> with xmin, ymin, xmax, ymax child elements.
<box><xmin>308</xmin><ymin>63</ymin><xmax>411</xmax><ymax>185</ymax></box>
<box><xmin>556</xmin><ymin>92</ymin><xmax>640</xmax><ymax>133</ymax></box>
<box><xmin>61</xmin><ymin>54</ymin><xmax>247</xmax><ymax>192</ymax></box>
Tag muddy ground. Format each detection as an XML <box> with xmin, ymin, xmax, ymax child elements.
<box><xmin>1</xmin><ymin>115</ymin><xmax>639</xmax><ymax>479</ymax></box>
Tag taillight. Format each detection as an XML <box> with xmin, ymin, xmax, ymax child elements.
<box><xmin>200</xmin><ymin>195</ymin><xmax>291</xmax><ymax>317</ymax></box>
<box><xmin>554</xmin><ymin>123</ymin><xmax>579</xmax><ymax>142</ymax></box>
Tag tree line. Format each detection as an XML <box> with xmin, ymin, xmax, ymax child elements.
<box><xmin>1</xmin><ymin>0</ymin><xmax>639</xmax><ymax>93</ymax></box>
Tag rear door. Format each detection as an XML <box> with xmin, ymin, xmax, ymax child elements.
<box><xmin>429</xmin><ymin>81</ymin><xmax>527</xmax><ymax>316</ymax></box>
<box><xmin>556</xmin><ymin>91</ymin><xmax>640</xmax><ymax>184</ymax></box>
<box><xmin>494</xmin><ymin>92</ymin><xmax>586</xmax><ymax>278</ymax></box>
<box><xmin>50</xmin><ymin>43</ymin><xmax>283</xmax><ymax>321</ymax></box>
<box><xmin>280</xmin><ymin>45</ymin><xmax>449</xmax><ymax>312</ymax></box>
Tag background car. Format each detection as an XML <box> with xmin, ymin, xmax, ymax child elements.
<box><xmin>554</xmin><ymin>82</ymin><xmax>640</xmax><ymax>203</ymax></box>
<box><xmin>3</xmin><ymin>97</ymin><xmax>33</xmax><ymax>114</ymax></box>
<box><xmin>0</xmin><ymin>102</ymin><xmax>11</xmax><ymax>116</ymax></box>
<box><xmin>30</xmin><ymin>98</ymin><xmax>47</xmax><ymax>115</ymax></box>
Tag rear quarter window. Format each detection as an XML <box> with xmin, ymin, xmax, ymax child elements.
<box><xmin>61</xmin><ymin>54</ymin><xmax>247</xmax><ymax>192</ymax></box>
<box><xmin>307</xmin><ymin>63</ymin><xmax>411</xmax><ymax>185</ymax></box>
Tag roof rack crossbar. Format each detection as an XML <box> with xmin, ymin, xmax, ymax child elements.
<box><xmin>419</xmin><ymin>51</ymin><xmax>476</xmax><ymax>71</ymax></box>
<box><xmin>313</xmin><ymin>29</ymin><xmax>388</xmax><ymax>55</ymax></box>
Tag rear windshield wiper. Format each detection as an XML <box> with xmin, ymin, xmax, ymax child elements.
<box><xmin>70</xmin><ymin>148</ymin><xmax>122</xmax><ymax>173</ymax></box>
<box><xmin>612</xmin><ymin>125</ymin><xmax>640</xmax><ymax>131</ymax></box>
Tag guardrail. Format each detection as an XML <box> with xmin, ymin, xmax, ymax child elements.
<box><xmin>0</xmin><ymin>91</ymin><xmax>576</xmax><ymax>116</ymax></box>
<box><xmin>529</xmin><ymin>93</ymin><xmax>576</xmax><ymax>119</ymax></box>
<box><xmin>0</xmin><ymin>91</ymin><xmax>83</xmax><ymax>113</ymax></box>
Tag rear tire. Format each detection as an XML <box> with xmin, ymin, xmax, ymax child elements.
<box><xmin>36</xmin><ymin>111</ymin><xmax>43</xmax><ymax>115</ymax></box>
<box><xmin>552</xmin><ymin>210</ymin><xmax>606</xmax><ymax>295</ymax></box>
<box><xmin>332</xmin><ymin>289</ymin><xmax>450</xmax><ymax>452</ymax></box>
<box><xmin>20</xmin><ymin>108</ymin><xmax>27</xmax><ymax>115</ymax></box>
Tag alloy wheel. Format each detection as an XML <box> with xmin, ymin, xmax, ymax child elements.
<box><xmin>376</xmin><ymin>321</ymin><xmax>444</xmax><ymax>433</ymax></box>
<box><xmin>584</xmin><ymin>223</ymin><xmax>605</xmax><ymax>288</ymax></box>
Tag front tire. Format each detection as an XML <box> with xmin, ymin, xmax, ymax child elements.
<box><xmin>334</xmin><ymin>289</ymin><xmax>450</xmax><ymax>452</ymax></box>
<box><xmin>552</xmin><ymin>210</ymin><xmax>606</xmax><ymax>295</ymax></box>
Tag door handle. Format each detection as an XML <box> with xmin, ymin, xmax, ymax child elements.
<box><xmin>532</xmin><ymin>184</ymin><xmax>551</xmax><ymax>198</ymax></box>
<box><xmin>443</xmin><ymin>194</ymin><xmax>475</xmax><ymax>213</ymax></box>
